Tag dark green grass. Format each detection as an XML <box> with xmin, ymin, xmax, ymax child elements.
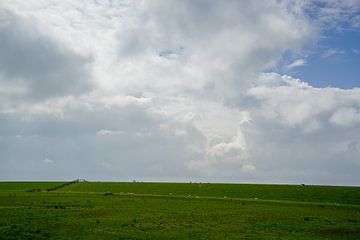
<box><xmin>61</xmin><ymin>182</ymin><xmax>360</xmax><ymax>205</ymax></box>
<box><xmin>0</xmin><ymin>182</ymin><xmax>64</xmax><ymax>193</ymax></box>
<box><xmin>0</xmin><ymin>182</ymin><xmax>359</xmax><ymax>239</ymax></box>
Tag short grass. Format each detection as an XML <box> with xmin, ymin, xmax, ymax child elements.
<box><xmin>0</xmin><ymin>182</ymin><xmax>64</xmax><ymax>193</ymax></box>
<box><xmin>0</xmin><ymin>182</ymin><xmax>359</xmax><ymax>239</ymax></box>
<box><xmin>61</xmin><ymin>182</ymin><xmax>360</xmax><ymax>205</ymax></box>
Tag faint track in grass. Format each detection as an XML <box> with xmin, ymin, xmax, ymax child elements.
<box><xmin>50</xmin><ymin>190</ymin><xmax>360</xmax><ymax>209</ymax></box>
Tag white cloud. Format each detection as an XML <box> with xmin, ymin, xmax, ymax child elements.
<box><xmin>352</xmin><ymin>48</ymin><xmax>360</xmax><ymax>54</ymax></box>
<box><xmin>305</xmin><ymin>0</ymin><xmax>360</xmax><ymax>31</ymax></box>
<box><xmin>287</xmin><ymin>58</ymin><xmax>306</xmax><ymax>69</ymax></box>
<box><xmin>321</xmin><ymin>48</ymin><xmax>346</xmax><ymax>59</ymax></box>
<box><xmin>44</xmin><ymin>158</ymin><xmax>54</xmax><ymax>164</ymax></box>
<box><xmin>352</xmin><ymin>14</ymin><xmax>360</xmax><ymax>29</ymax></box>
<box><xmin>186</xmin><ymin>130</ymin><xmax>249</xmax><ymax>174</ymax></box>
<box><xmin>242</xmin><ymin>164</ymin><xmax>256</xmax><ymax>172</ymax></box>
<box><xmin>248</xmin><ymin>73</ymin><xmax>360</xmax><ymax>129</ymax></box>
<box><xmin>330</xmin><ymin>107</ymin><xmax>360</xmax><ymax>127</ymax></box>
<box><xmin>101</xmin><ymin>95</ymin><xmax>151</xmax><ymax>109</ymax></box>
<box><xmin>174</xmin><ymin>128</ymin><xmax>187</xmax><ymax>137</ymax></box>
<box><xmin>96</xmin><ymin>129</ymin><xmax>123</xmax><ymax>136</ymax></box>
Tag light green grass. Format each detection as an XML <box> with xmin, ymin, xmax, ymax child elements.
<box><xmin>0</xmin><ymin>182</ymin><xmax>359</xmax><ymax>239</ymax></box>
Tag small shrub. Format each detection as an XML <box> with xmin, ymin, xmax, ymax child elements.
<box><xmin>26</xmin><ymin>188</ymin><xmax>41</xmax><ymax>192</ymax></box>
<box><xmin>347</xmin><ymin>219</ymin><xmax>357</xmax><ymax>223</ymax></box>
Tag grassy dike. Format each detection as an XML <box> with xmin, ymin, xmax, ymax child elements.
<box><xmin>0</xmin><ymin>182</ymin><xmax>359</xmax><ymax>239</ymax></box>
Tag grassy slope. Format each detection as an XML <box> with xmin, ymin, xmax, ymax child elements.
<box><xmin>0</xmin><ymin>182</ymin><xmax>359</xmax><ymax>239</ymax></box>
<box><xmin>61</xmin><ymin>182</ymin><xmax>360</xmax><ymax>205</ymax></box>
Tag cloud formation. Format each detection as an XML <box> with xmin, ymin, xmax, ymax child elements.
<box><xmin>0</xmin><ymin>7</ymin><xmax>92</xmax><ymax>103</ymax></box>
<box><xmin>0</xmin><ymin>0</ymin><xmax>359</xmax><ymax>185</ymax></box>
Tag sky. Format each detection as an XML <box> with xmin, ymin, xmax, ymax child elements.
<box><xmin>0</xmin><ymin>0</ymin><xmax>359</xmax><ymax>185</ymax></box>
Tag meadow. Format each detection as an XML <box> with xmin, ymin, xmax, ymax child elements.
<box><xmin>0</xmin><ymin>181</ymin><xmax>359</xmax><ymax>239</ymax></box>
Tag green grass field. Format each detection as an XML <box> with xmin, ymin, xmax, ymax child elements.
<box><xmin>0</xmin><ymin>182</ymin><xmax>359</xmax><ymax>239</ymax></box>
<box><xmin>0</xmin><ymin>182</ymin><xmax>64</xmax><ymax>193</ymax></box>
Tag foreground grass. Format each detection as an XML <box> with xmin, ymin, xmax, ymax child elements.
<box><xmin>0</xmin><ymin>182</ymin><xmax>359</xmax><ymax>239</ymax></box>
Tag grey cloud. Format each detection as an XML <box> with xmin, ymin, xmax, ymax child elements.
<box><xmin>0</xmin><ymin>8</ymin><xmax>92</xmax><ymax>101</ymax></box>
<box><xmin>241</xmin><ymin>118</ymin><xmax>360</xmax><ymax>185</ymax></box>
<box><xmin>0</xmin><ymin>100</ymin><xmax>206</xmax><ymax>180</ymax></box>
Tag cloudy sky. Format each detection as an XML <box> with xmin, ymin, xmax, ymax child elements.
<box><xmin>0</xmin><ymin>0</ymin><xmax>359</xmax><ymax>185</ymax></box>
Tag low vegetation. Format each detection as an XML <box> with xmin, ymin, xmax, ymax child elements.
<box><xmin>0</xmin><ymin>181</ymin><xmax>359</xmax><ymax>239</ymax></box>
